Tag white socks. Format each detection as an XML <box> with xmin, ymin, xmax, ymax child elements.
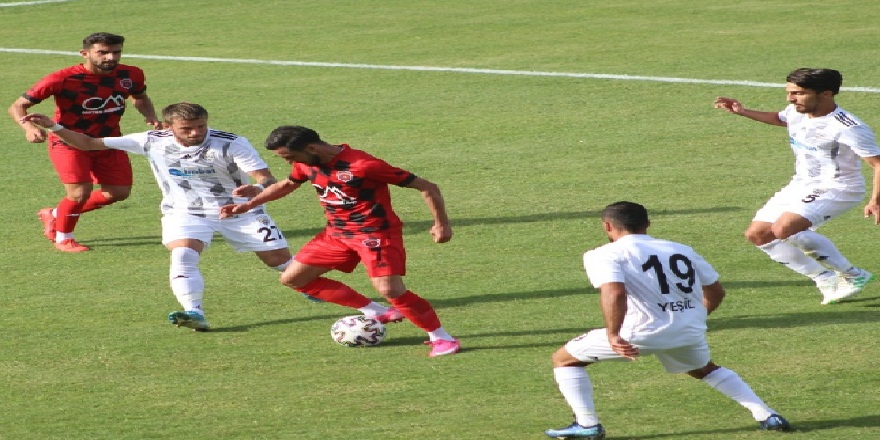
<box><xmin>358</xmin><ymin>302</ymin><xmax>389</xmax><ymax>317</ymax></box>
<box><xmin>702</xmin><ymin>367</ymin><xmax>775</xmax><ymax>421</ymax></box>
<box><xmin>272</xmin><ymin>257</ymin><xmax>294</xmax><ymax>272</ymax></box>
<box><xmin>785</xmin><ymin>231</ymin><xmax>853</xmax><ymax>273</ymax></box>
<box><xmin>758</xmin><ymin>239</ymin><xmax>827</xmax><ymax>278</ymax></box>
<box><xmin>169</xmin><ymin>247</ymin><xmax>205</xmax><ymax>313</ymax></box>
<box><xmin>554</xmin><ymin>367</ymin><xmax>599</xmax><ymax>427</ymax></box>
<box><xmin>428</xmin><ymin>327</ymin><xmax>454</xmax><ymax>342</ymax></box>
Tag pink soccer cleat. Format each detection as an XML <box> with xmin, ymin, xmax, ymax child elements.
<box><xmin>425</xmin><ymin>338</ymin><xmax>461</xmax><ymax>357</ymax></box>
<box><xmin>375</xmin><ymin>307</ymin><xmax>405</xmax><ymax>324</ymax></box>
<box><xmin>38</xmin><ymin>208</ymin><xmax>56</xmax><ymax>241</ymax></box>
<box><xmin>54</xmin><ymin>239</ymin><xmax>90</xmax><ymax>253</ymax></box>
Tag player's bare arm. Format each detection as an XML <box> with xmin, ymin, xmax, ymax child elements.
<box><xmin>19</xmin><ymin>113</ymin><xmax>108</xmax><ymax>151</ymax></box>
<box><xmin>8</xmin><ymin>96</ymin><xmax>47</xmax><ymax>143</ymax></box>
<box><xmin>220</xmin><ymin>179</ymin><xmax>300</xmax><ymax>218</ymax></box>
<box><xmin>405</xmin><ymin>177</ymin><xmax>452</xmax><ymax>243</ymax></box>
<box><xmin>701</xmin><ymin>281</ymin><xmax>726</xmax><ymax>315</ymax></box>
<box><xmin>862</xmin><ymin>155</ymin><xmax>880</xmax><ymax>224</ymax></box>
<box><xmin>599</xmin><ymin>282</ymin><xmax>639</xmax><ymax>360</ymax></box>
<box><xmin>713</xmin><ymin>97</ymin><xmax>786</xmax><ymax>126</ymax></box>
<box><xmin>232</xmin><ymin>169</ymin><xmax>279</xmax><ymax>198</ymax></box>
<box><xmin>131</xmin><ymin>93</ymin><xmax>163</xmax><ymax>129</ymax></box>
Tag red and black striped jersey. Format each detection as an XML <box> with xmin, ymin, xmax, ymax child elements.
<box><xmin>289</xmin><ymin>145</ymin><xmax>417</xmax><ymax>237</ymax></box>
<box><xmin>23</xmin><ymin>63</ymin><xmax>147</xmax><ymax>147</ymax></box>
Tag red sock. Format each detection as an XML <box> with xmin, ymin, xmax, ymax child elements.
<box><xmin>389</xmin><ymin>291</ymin><xmax>442</xmax><ymax>332</ymax></box>
<box><xmin>55</xmin><ymin>198</ymin><xmax>85</xmax><ymax>234</ymax></box>
<box><xmin>80</xmin><ymin>190</ymin><xmax>112</xmax><ymax>213</ymax></box>
<box><xmin>298</xmin><ymin>278</ymin><xmax>372</xmax><ymax>308</ymax></box>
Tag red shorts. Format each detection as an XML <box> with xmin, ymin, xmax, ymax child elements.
<box><xmin>49</xmin><ymin>144</ymin><xmax>133</xmax><ymax>185</ymax></box>
<box><xmin>295</xmin><ymin>229</ymin><xmax>407</xmax><ymax>278</ymax></box>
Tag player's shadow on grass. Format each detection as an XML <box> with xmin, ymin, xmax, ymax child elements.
<box><xmin>400</xmin><ymin>206</ymin><xmax>744</xmax><ymax>234</ymax></box>
<box><xmin>207</xmin><ymin>313</ymin><xmax>341</xmax><ymax>332</ymax></box>
<box><xmin>620</xmin><ymin>414</ymin><xmax>879</xmax><ymax>438</ymax></box>
<box><xmin>709</xmin><ymin>309</ymin><xmax>880</xmax><ymax>331</ymax></box>
<box><xmin>381</xmin><ymin>327</ymin><xmax>586</xmax><ymax>351</ymax></box>
<box><xmin>429</xmin><ymin>287</ymin><xmax>590</xmax><ymax>308</ymax></box>
<box><xmin>84</xmin><ymin>235</ymin><xmax>162</xmax><ymax>247</ymax></box>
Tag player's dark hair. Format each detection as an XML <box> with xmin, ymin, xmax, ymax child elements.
<box><xmin>162</xmin><ymin>102</ymin><xmax>208</xmax><ymax>122</ymax></box>
<box><xmin>82</xmin><ymin>32</ymin><xmax>125</xmax><ymax>49</ymax></box>
<box><xmin>786</xmin><ymin>68</ymin><xmax>842</xmax><ymax>95</ymax></box>
<box><xmin>265</xmin><ymin>125</ymin><xmax>322</xmax><ymax>151</ymax></box>
<box><xmin>601</xmin><ymin>201</ymin><xmax>649</xmax><ymax>232</ymax></box>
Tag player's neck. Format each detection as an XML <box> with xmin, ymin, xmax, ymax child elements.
<box><xmin>806</xmin><ymin>102</ymin><xmax>837</xmax><ymax>119</ymax></box>
<box><xmin>81</xmin><ymin>63</ymin><xmax>114</xmax><ymax>75</ymax></box>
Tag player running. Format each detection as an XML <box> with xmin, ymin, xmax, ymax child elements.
<box><xmin>714</xmin><ymin>68</ymin><xmax>880</xmax><ymax>304</ymax></box>
<box><xmin>8</xmin><ymin>32</ymin><xmax>162</xmax><ymax>252</ymax></box>
<box><xmin>21</xmin><ymin>104</ymin><xmax>402</xmax><ymax>331</ymax></box>
<box><xmin>220</xmin><ymin>125</ymin><xmax>460</xmax><ymax>357</ymax></box>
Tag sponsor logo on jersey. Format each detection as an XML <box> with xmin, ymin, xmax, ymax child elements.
<box><xmin>789</xmin><ymin>135</ymin><xmax>817</xmax><ymax>151</ymax></box>
<box><xmin>313</xmin><ymin>184</ymin><xmax>356</xmax><ymax>207</ymax></box>
<box><xmin>119</xmin><ymin>78</ymin><xmax>133</xmax><ymax>89</ymax></box>
<box><xmin>336</xmin><ymin>171</ymin><xmax>353</xmax><ymax>182</ymax></box>
<box><xmin>362</xmin><ymin>238</ymin><xmax>381</xmax><ymax>248</ymax></box>
<box><xmin>168</xmin><ymin>166</ymin><xmax>217</xmax><ymax>177</ymax></box>
<box><xmin>82</xmin><ymin>94</ymin><xmax>126</xmax><ymax>115</ymax></box>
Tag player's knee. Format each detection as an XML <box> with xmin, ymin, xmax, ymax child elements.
<box><xmin>104</xmin><ymin>188</ymin><xmax>131</xmax><ymax>202</ymax></box>
<box><xmin>550</xmin><ymin>347</ymin><xmax>583</xmax><ymax>368</ymax></box>
<box><xmin>279</xmin><ymin>272</ymin><xmax>310</xmax><ymax>290</ymax></box>
<box><xmin>687</xmin><ymin>361</ymin><xmax>719</xmax><ymax>379</ymax></box>
<box><xmin>169</xmin><ymin>247</ymin><xmax>200</xmax><ymax>278</ymax></box>
<box><xmin>744</xmin><ymin>228</ymin><xmax>772</xmax><ymax>245</ymax></box>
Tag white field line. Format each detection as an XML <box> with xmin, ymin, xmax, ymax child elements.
<box><xmin>0</xmin><ymin>0</ymin><xmax>73</xmax><ymax>6</ymax></box>
<box><xmin>2</xmin><ymin>48</ymin><xmax>879</xmax><ymax>93</ymax></box>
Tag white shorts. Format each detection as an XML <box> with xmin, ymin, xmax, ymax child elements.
<box><xmin>161</xmin><ymin>212</ymin><xmax>289</xmax><ymax>253</ymax></box>
<box><xmin>564</xmin><ymin>328</ymin><xmax>710</xmax><ymax>374</ymax></box>
<box><xmin>754</xmin><ymin>183</ymin><xmax>863</xmax><ymax>228</ymax></box>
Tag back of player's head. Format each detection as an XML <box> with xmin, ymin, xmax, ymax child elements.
<box><xmin>601</xmin><ymin>201</ymin><xmax>649</xmax><ymax>232</ymax></box>
<box><xmin>162</xmin><ymin>102</ymin><xmax>208</xmax><ymax>123</ymax></box>
<box><xmin>786</xmin><ymin>68</ymin><xmax>842</xmax><ymax>95</ymax></box>
<box><xmin>265</xmin><ymin>125</ymin><xmax>322</xmax><ymax>151</ymax></box>
<box><xmin>82</xmin><ymin>32</ymin><xmax>125</xmax><ymax>49</ymax></box>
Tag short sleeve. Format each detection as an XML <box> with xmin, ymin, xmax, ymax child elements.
<box><xmin>583</xmin><ymin>247</ymin><xmax>625</xmax><ymax>289</ymax></box>
<box><xmin>102</xmin><ymin>132</ymin><xmax>150</xmax><ymax>155</ymax></box>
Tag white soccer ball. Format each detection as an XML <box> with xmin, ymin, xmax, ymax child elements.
<box><xmin>330</xmin><ymin>315</ymin><xmax>387</xmax><ymax>347</ymax></box>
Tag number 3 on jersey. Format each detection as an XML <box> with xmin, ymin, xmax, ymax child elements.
<box><xmin>641</xmin><ymin>254</ymin><xmax>695</xmax><ymax>294</ymax></box>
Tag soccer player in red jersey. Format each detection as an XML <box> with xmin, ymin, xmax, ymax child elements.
<box><xmin>8</xmin><ymin>32</ymin><xmax>162</xmax><ymax>252</ymax></box>
<box><xmin>220</xmin><ymin>125</ymin><xmax>460</xmax><ymax>357</ymax></box>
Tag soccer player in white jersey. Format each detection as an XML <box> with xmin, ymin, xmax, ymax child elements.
<box><xmin>714</xmin><ymin>68</ymin><xmax>880</xmax><ymax>305</ymax></box>
<box><xmin>21</xmin><ymin>103</ymin><xmax>403</xmax><ymax>331</ymax></box>
<box><xmin>545</xmin><ymin>202</ymin><xmax>789</xmax><ymax>439</ymax></box>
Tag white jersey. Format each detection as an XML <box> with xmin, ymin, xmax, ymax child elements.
<box><xmin>582</xmin><ymin>234</ymin><xmax>718</xmax><ymax>347</ymax></box>
<box><xmin>103</xmin><ymin>128</ymin><xmax>269</xmax><ymax>217</ymax></box>
<box><xmin>779</xmin><ymin>104</ymin><xmax>880</xmax><ymax>191</ymax></box>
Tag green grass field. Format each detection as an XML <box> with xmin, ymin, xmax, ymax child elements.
<box><xmin>1</xmin><ymin>1</ymin><xmax>879</xmax><ymax>439</ymax></box>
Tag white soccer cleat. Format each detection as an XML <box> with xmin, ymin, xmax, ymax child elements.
<box><xmin>822</xmin><ymin>269</ymin><xmax>875</xmax><ymax>305</ymax></box>
<box><xmin>814</xmin><ymin>274</ymin><xmax>838</xmax><ymax>303</ymax></box>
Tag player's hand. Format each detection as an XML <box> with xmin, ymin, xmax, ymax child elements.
<box><xmin>865</xmin><ymin>203</ymin><xmax>880</xmax><ymax>224</ymax></box>
<box><xmin>146</xmin><ymin>118</ymin><xmax>165</xmax><ymax>130</ymax></box>
<box><xmin>19</xmin><ymin>113</ymin><xmax>52</xmax><ymax>143</ymax></box>
<box><xmin>231</xmin><ymin>184</ymin><xmax>262</xmax><ymax>198</ymax></box>
<box><xmin>713</xmin><ymin>97</ymin><xmax>744</xmax><ymax>114</ymax></box>
<box><xmin>608</xmin><ymin>335</ymin><xmax>639</xmax><ymax>360</ymax></box>
<box><xmin>219</xmin><ymin>204</ymin><xmax>248</xmax><ymax>219</ymax></box>
<box><xmin>19</xmin><ymin>113</ymin><xmax>54</xmax><ymax>129</ymax></box>
<box><xmin>25</xmin><ymin>126</ymin><xmax>47</xmax><ymax>143</ymax></box>
<box><xmin>430</xmin><ymin>223</ymin><xmax>452</xmax><ymax>243</ymax></box>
